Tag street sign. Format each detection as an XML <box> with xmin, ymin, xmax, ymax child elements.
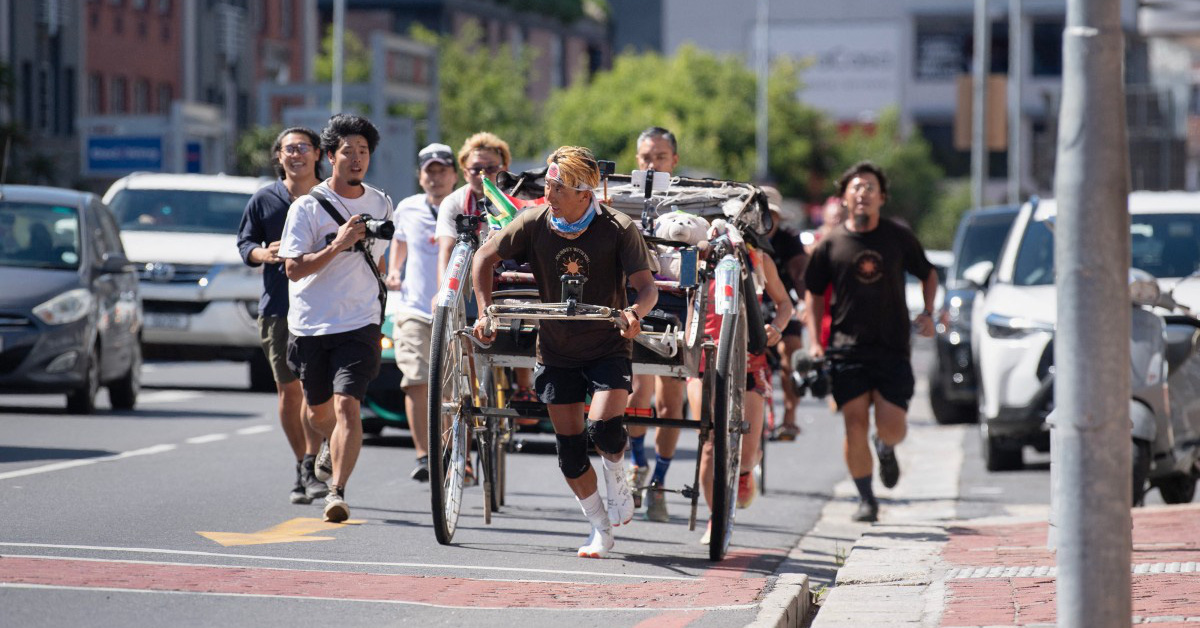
<box><xmin>86</xmin><ymin>136</ymin><xmax>163</xmax><ymax>172</ymax></box>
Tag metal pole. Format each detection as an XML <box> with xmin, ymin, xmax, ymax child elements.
<box><xmin>1054</xmin><ymin>0</ymin><xmax>1131</xmax><ymax>625</ymax></box>
<box><xmin>972</xmin><ymin>0</ymin><xmax>990</xmax><ymax>209</ymax></box>
<box><xmin>332</xmin><ymin>0</ymin><xmax>345</xmax><ymax>115</ymax></box>
<box><xmin>1008</xmin><ymin>0</ymin><xmax>1023</xmax><ymax>204</ymax></box>
<box><xmin>754</xmin><ymin>0</ymin><xmax>769</xmax><ymax>181</ymax></box>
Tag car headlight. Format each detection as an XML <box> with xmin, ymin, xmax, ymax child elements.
<box><xmin>985</xmin><ymin>312</ymin><xmax>1054</xmax><ymax>339</ymax></box>
<box><xmin>33</xmin><ymin>288</ymin><xmax>94</xmax><ymax>325</ymax></box>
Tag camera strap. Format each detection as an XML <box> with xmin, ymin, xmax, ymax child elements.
<box><xmin>309</xmin><ymin>189</ymin><xmax>388</xmax><ymax>326</ymax></box>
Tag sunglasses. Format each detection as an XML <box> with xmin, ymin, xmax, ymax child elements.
<box><xmin>281</xmin><ymin>143</ymin><xmax>314</xmax><ymax>156</ymax></box>
<box><xmin>466</xmin><ymin>165</ymin><xmax>502</xmax><ymax>176</ymax></box>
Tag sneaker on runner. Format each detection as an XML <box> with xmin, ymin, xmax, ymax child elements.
<box><xmin>315</xmin><ymin>440</ymin><xmax>333</xmax><ymax>483</ymax></box>
<box><xmin>643</xmin><ymin>483</ymin><xmax>669</xmax><ymax>522</ymax></box>
<box><xmin>411</xmin><ymin>455</ymin><xmax>430</xmax><ymax>482</ymax></box>
<box><xmin>299</xmin><ymin>459</ymin><xmax>328</xmax><ymax>501</ymax></box>
<box><xmin>602</xmin><ymin>459</ymin><xmax>634</xmax><ymax>527</ymax></box>
<box><xmin>324</xmin><ymin>487</ymin><xmax>350</xmax><ymax>523</ymax></box>
<box><xmin>772</xmin><ymin>423</ymin><xmax>801</xmax><ymax>442</ymax></box>
<box><xmin>627</xmin><ymin>464</ymin><xmax>649</xmax><ymax>509</ymax></box>
<box><xmin>290</xmin><ymin>462</ymin><xmax>310</xmax><ymax>504</ymax></box>
<box><xmin>852</xmin><ymin>499</ymin><xmax>879</xmax><ymax>523</ymax></box>
<box><xmin>577</xmin><ymin>523</ymin><xmax>615</xmax><ymax>558</ymax></box>
<box><xmin>737</xmin><ymin>471</ymin><xmax>757</xmax><ymax>509</ymax></box>
<box><xmin>699</xmin><ymin>520</ymin><xmax>712</xmax><ymax>545</ymax></box>
<box><xmin>874</xmin><ymin>435</ymin><xmax>900</xmax><ymax>489</ymax></box>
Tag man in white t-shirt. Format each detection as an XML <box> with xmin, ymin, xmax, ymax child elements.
<box><xmin>279</xmin><ymin>114</ymin><xmax>393</xmax><ymax>523</ymax></box>
<box><xmin>385</xmin><ymin>142</ymin><xmax>457</xmax><ymax>483</ymax></box>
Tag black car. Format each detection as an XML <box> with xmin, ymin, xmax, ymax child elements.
<box><xmin>0</xmin><ymin>185</ymin><xmax>142</xmax><ymax>413</ymax></box>
<box><xmin>928</xmin><ymin>204</ymin><xmax>1020</xmax><ymax>424</ymax></box>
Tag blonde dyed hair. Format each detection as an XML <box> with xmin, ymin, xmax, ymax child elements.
<box><xmin>457</xmin><ymin>132</ymin><xmax>511</xmax><ymax>169</ymax></box>
<box><xmin>547</xmin><ymin>146</ymin><xmax>600</xmax><ymax>190</ymax></box>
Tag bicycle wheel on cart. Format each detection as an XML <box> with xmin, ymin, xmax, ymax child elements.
<box><xmin>428</xmin><ymin>302</ymin><xmax>470</xmax><ymax>545</ymax></box>
<box><xmin>710</xmin><ymin>298</ymin><xmax>747</xmax><ymax>561</ymax></box>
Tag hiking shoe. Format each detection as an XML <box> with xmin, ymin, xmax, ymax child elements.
<box><xmin>411</xmin><ymin>456</ymin><xmax>430</xmax><ymax>482</ymax></box>
<box><xmin>315</xmin><ymin>441</ymin><xmax>333</xmax><ymax>483</ymax></box>
<box><xmin>771</xmin><ymin>423</ymin><xmax>801</xmax><ymax>442</ymax></box>
<box><xmin>290</xmin><ymin>463</ymin><xmax>310</xmax><ymax>505</ymax></box>
<box><xmin>644</xmin><ymin>483</ymin><xmax>669</xmax><ymax>522</ymax></box>
<box><xmin>852</xmin><ymin>500</ymin><xmax>879</xmax><ymax>523</ymax></box>
<box><xmin>628</xmin><ymin>464</ymin><xmax>649</xmax><ymax>509</ymax></box>
<box><xmin>874</xmin><ymin>436</ymin><xmax>900</xmax><ymax>489</ymax></box>
<box><xmin>300</xmin><ymin>459</ymin><xmax>328</xmax><ymax>500</ymax></box>
<box><xmin>737</xmin><ymin>471</ymin><xmax>757</xmax><ymax>509</ymax></box>
<box><xmin>602</xmin><ymin>459</ymin><xmax>634</xmax><ymax>527</ymax></box>
<box><xmin>324</xmin><ymin>488</ymin><xmax>350</xmax><ymax>523</ymax></box>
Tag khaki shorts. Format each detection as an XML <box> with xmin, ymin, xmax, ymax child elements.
<box><xmin>258</xmin><ymin>316</ymin><xmax>299</xmax><ymax>385</ymax></box>
<box><xmin>393</xmin><ymin>313</ymin><xmax>432</xmax><ymax>387</ymax></box>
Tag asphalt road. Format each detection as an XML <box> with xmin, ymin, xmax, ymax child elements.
<box><xmin>0</xmin><ymin>356</ymin><xmax>847</xmax><ymax>627</ymax></box>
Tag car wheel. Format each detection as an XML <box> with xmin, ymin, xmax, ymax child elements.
<box><xmin>982</xmin><ymin>426</ymin><xmax>1023</xmax><ymax>471</ymax></box>
<box><xmin>249</xmin><ymin>352</ymin><xmax>277</xmax><ymax>393</ymax></box>
<box><xmin>930</xmin><ymin>380</ymin><xmax>977</xmax><ymax>424</ymax></box>
<box><xmin>108</xmin><ymin>341</ymin><xmax>141</xmax><ymax>411</ymax></box>
<box><xmin>1153</xmin><ymin>472</ymin><xmax>1197</xmax><ymax>504</ymax></box>
<box><xmin>66</xmin><ymin>348</ymin><xmax>99</xmax><ymax>415</ymax></box>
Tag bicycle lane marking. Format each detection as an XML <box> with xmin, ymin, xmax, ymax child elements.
<box><xmin>631</xmin><ymin>547</ymin><xmax>786</xmax><ymax>626</ymax></box>
<box><xmin>0</xmin><ymin>554</ymin><xmax>765</xmax><ymax>611</ymax></box>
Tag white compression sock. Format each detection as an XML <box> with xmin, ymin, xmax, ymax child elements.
<box><xmin>576</xmin><ymin>491</ymin><xmax>614</xmax><ymax>558</ymax></box>
<box><xmin>600</xmin><ymin>455</ymin><xmax>634</xmax><ymax>526</ymax></box>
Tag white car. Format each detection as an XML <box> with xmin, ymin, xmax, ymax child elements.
<box><xmin>972</xmin><ymin>192</ymin><xmax>1200</xmax><ymax>470</ymax></box>
<box><xmin>103</xmin><ymin>173</ymin><xmax>273</xmax><ymax>390</ymax></box>
<box><xmin>906</xmin><ymin>249</ymin><xmax>952</xmax><ymax>320</ymax></box>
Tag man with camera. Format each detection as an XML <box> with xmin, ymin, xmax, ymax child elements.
<box><xmin>279</xmin><ymin>114</ymin><xmax>393</xmax><ymax>523</ymax></box>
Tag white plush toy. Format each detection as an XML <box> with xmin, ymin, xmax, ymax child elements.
<box><xmin>653</xmin><ymin>210</ymin><xmax>709</xmax><ymax>280</ymax></box>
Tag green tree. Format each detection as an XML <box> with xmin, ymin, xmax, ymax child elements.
<box><xmin>830</xmin><ymin>108</ymin><xmax>945</xmax><ymax>232</ymax></box>
<box><xmin>543</xmin><ymin>46</ymin><xmax>834</xmax><ymax>200</ymax></box>
<box><xmin>236</xmin><ymin>125</ymin><xmax>282</xmax><ymax>177</ymax></box>
<box><xmin>314</xmin><ymin>25</ymin><xmax>372</xmax><ymax>83</ymax></box>
<box><xmin>411</xmin><ymin>22</ymin><xmax>544</xmax><ymax>160</ymax></box>
<box><xmin>916</xmin><ymin>178</ymin><xmax>971</xmax><ymax>250</ymax></box>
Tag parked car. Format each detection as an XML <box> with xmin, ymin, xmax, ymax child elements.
<box><xmin>0</xmin><ymin>185</ymin><xmax>142</xmax><ymax>413</ymax></box>
<box><xmin>102</xmin><ymin>173</ymin><xmax>275</xmax><ymax>390</ymax></box>
<box><xmin>972</xmin><ymin>192</ymin><xmax>1200</xmax><ymax>470</ymax></box>
<box><xmin>905</xmin><ymin>249</ymin><xmax>952</xmax><ymax>321</ymax></box>
<box><xmin>928</xmin><ymin>205</ymin><xmax>1020</xmax><ymax>424</ymax></box>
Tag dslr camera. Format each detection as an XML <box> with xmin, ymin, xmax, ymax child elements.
<box><xmin>790</xmin><ymin>352</ymin><xmax>830</xmax><ymax>399</ymax></box>
<box><xmin>359</xmin><ymin>214</ymin><xmax>394</xmax><ymax>240</ymax></box>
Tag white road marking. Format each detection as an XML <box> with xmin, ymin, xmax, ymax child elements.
<box><xmin>0</xmin><ymin>543</ymin><xmax>698</xmax><ymax>581</ymax></box>
<box><xmin>0</xmin><ymin>444</ymin><xmax>177</xmax><ymax>480</ymax></box>
<box><xmin>967</xmin><ymin>486</ymin><xmax>1004</xmax><ymax>496</ymax></box>
<box><xmin>185</xmin><ymin>434</ymin><xmax>229</xmax><ymax>445</ymax></box>
<box><xmin>945</xmin><ymin>562</ymin><xmax>1200</xmax><ymax>579</ymax></box>
<box><xmin>236</xmin><ymin>425</ymin><xmax>273</xmax><ymax>435</ymax></box>
<box><xmin>135</xmin><ymin>391</ymin><xmax>204</xmax><ymax>405</ymax></box>
<box><xmin>0</xmin><ymin>584</ymin><xmax>754</xmax><ymax>612</ymax></box>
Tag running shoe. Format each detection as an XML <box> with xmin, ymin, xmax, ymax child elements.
<box><xmin>315</xmin><ymin>440</ymin><xmax>332</xmax><ymax>483</ymax></box>
<box><xmin>290</xmin><ymin>462</ymin><xmax>310</xmax><ymax>505</ymax></box>
<box><xmin>324</xmin><ymin>487</ymin><xmax>350</xmax><ymax>523</ymax></box>
<box><xmin>411</xmin><ymin>455</ymin><xmax>429</xmax><ymax>482</ymax></box>
<box><xmin>299</xmin><ymin>458</ymin><xmax>328</xmax><ymax>500</ymax></box>
<box><xmin>852</xmin><ymin>500</ymin><xmax>879</xmax><ymax>523</ymax></box>
<box><xmin>874</xmin><ymin>435</ymin><xmax>900</xmax><ymax>489</ymax></box>
<box><xmin>737</xmin><ymin>471</ymin><xmax>757</xmax><ymax>509</ymax></box>
<box><xmin>699</xmin><ymin>521</ymin><xmax>712</xmax><ymax>545</ymax></box>
<box><xmin>771</xmin><ymin>423</ymin><xmax>801</xmax><ymax>442</ymax></box>
<box><xmin>577</xmin><ymin>523</ymin><xmax>615</xmax><ymax>559</ymax></box>
<box><xmin>644</xmin><ymin>483</ymin><xmax>669</xmax><ymax>522</ymax></box>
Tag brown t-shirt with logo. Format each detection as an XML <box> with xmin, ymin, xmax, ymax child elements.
<box><xmin>803</xmin><ymin>218</ymin><xmax>932</xmax><ymax>359</ymax></box>
<box><xmin>492</xmin><ymin>204</ymin><xmax>652</xmax><ymax>367</ymax></box>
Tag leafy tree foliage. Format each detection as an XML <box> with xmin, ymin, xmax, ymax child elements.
<box><xmin>916</xmin><ymin>178</ymin><xmax>971</xmax><ymax>250</ymax></box>
<box><xmin>543</xmin><ymin>46</ymin><xmax>834</xmax><ymax>201</ymax></box>
<box><xmin>314</xmin><ymin>25</ymin><xmax>371</xmax><ymax>83</ymax></box>
<box><xmin>411</xmin><ymin>22</ymin><xmax>544</xmax><ymax>160</ymax></box>
<box><xmin>235</xmin><ymin>125</ymin><xmax>282</xmax><ymax>177</ymax></box>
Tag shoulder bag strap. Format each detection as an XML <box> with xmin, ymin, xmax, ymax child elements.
<box><xmin>309</xmin><ymin>189</ymin><xmax>388</xmax><ymax>326</ymax></box>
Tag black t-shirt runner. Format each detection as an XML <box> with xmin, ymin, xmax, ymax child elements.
<box><xmin>492</xmin><ymin>204</ymin><xmax>652</xmax><ymax>367</ymax></box>
<box><xmin>803</xmin><ymin>218</ymin><xmax>933</xmax><ymax>359</ymax></box>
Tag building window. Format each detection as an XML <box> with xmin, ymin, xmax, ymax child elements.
<box><xmin>89</xmin><ymin>73</ymin><xmax>104</xmax><ymax>114</ymax></box>
<box><xmin>161</xmin><ymin>23</ymin><xmax>170</xmax><ymax>42</ymax></box>
<box><xmin>157</xmin><ymin>82</ymin><xmax>172</xmax><ymax>113</ymax></box>
<box><xmin>63</xmin><ymin>68</ymin><xmax>76</xmax><ymax>135</ymax></box>
<box><xmin>37</xmin><ymin>66</ymin><xmax>50</xmax><ymax>132</ymax></box>
<box><xmin>134</xmin><ymin>79</ymin><xmax>150</xmax><ymax>113</ymax></box>
<box><xmin>111</xmin><ymin>76</ymin><xmax>127</xmax><ymax>113</ymax></box>
<box><xmin>158</xmin><ymin>0</ymin><xmax>171</xmax><ymax>15</ymax></box>
<box><xmin>281</xmin><ymin>0</ymin><xmax>293</xmax><ymax>37</ymax></box>
<box><xmin>133</xmin><ymin>0</ymin><xmax>147</xmax><ymax>9</ymax></box>
<box><xmin>1032</xmin><ymin>20</ymin><xmax>1064</xmax><ymax>77</ymax></box>
<box><xmin>914</xmin><ymin>17</ymin><xmax>1008</xmax><ymax>80</ymax></box>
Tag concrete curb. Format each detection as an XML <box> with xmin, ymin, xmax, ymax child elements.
<box><xmin>748</xmin><ymin>573</ymin><xmax>811</xmax><ymax>628</ymax></box>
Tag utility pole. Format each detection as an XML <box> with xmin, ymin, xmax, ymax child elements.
<box><xmin>754</xmin><ymin>0</ymin><xmax>769</xmax><ymax>181</ymax></box>
<box><xmin>1008</xmin><ymin>0</ymin><xmax>1023</xmax><ymax>205</ymax></box>
<box><xmin>332</xmin><ymin>0</ymin><xmax>345</xmax><ymax>115</ymax></box>
<box><xmin>1054</xmin><ymin>0</ymin><xmax>1131</xmax><ymax>625</ymax></box>
<box><xmin>971</xmin><ymin>0</ymin><xmax>990</xmax><ymax>209</ymax></box>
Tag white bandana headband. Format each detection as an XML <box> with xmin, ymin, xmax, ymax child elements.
<box><xmin>547</xmin><ymin>162</ymin><xmax>594</xmax><ymax>191</ymax></box>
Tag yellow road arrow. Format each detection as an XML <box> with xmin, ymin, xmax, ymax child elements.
<box><xmin>198</xmin><ymin>517</ymin><xmax>363</xmax><ymax>547</ymax></box>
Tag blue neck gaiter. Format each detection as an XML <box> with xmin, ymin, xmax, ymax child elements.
<box><xmin>549</xmin><ymin>200</ymin><xmax>597</xmax><ymax>234</ymax></box>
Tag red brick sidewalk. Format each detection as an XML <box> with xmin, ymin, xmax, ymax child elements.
<box><xmin>940</xmin><ymin>504</ymin><xmax>1200</xmax><ymax>626</ymax></box>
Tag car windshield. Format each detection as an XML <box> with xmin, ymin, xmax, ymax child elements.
<box><xmin>1013</xmin><ymin>212</ymin><xmax>1200</xmax><ymax>286</ymax></box>
<box><xmin>108</xmin><ymin>188</ymin><xmax>252</xmax><ymax>234</ymax></box>
<box><xmin>0</xmin><ymin>202</ymin><xmax>80</xmax><ymax>270</ymax></box>
<box><xmin>955</xmin><ymin>212</ymin><xmax>1016</xmax><ymax>281</ymax></box>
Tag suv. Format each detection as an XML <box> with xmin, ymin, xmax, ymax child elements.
<box><xmin>973</xmin><ymin>193</ymin><xmax>1200</xmax><ymax>470</ymax></box>
<box><xmin>928</xmin><ymin>205</ymin><xmax>1020</xmax><ymax>424</ymax></box>
<box><xmin>102</xmin><ymin>173</ymin><xmax>273</xmax><ymax>390</ymax></box>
